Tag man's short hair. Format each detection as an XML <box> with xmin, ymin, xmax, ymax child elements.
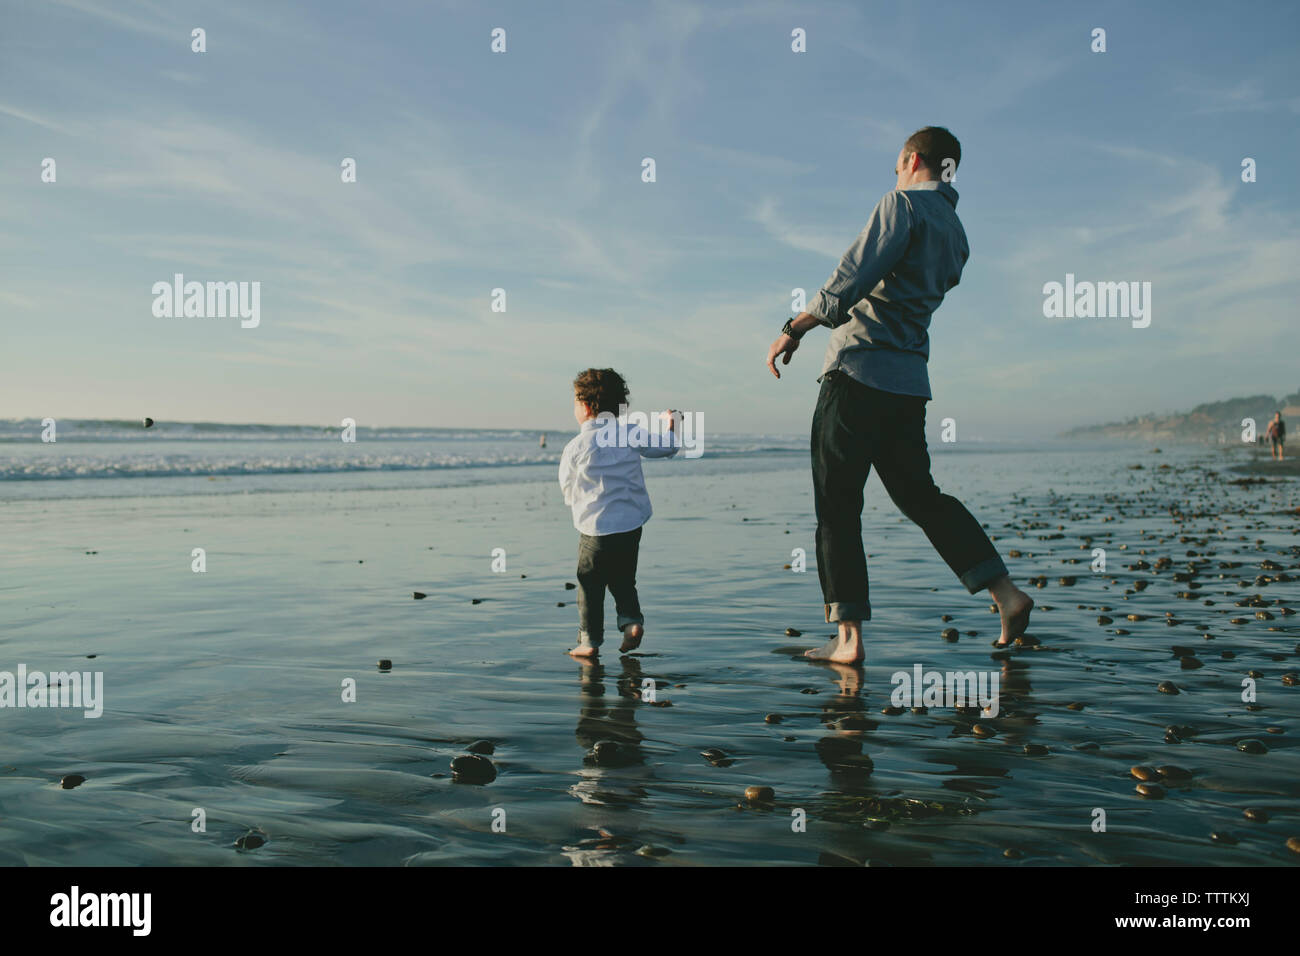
<box><xmin>573</xmin><ymin>368</ymin><xmax>630</xmax><ymax>416</ymax></box>
<box><xmin>904</xmin><ymin>126</ymin><xmax>961</xmax><ymax>176</ymax></box>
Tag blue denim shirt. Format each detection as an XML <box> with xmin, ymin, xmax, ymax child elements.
<box><xmin>808</xmin><ymin>180</ymin><xmax>968</xmax><ymax>399</ymax></box>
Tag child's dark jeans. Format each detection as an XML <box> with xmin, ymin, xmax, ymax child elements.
<box><xmin>575</xmin><ymin>527</ymin><xmax>644</xmax><ymax>647</ymax></box>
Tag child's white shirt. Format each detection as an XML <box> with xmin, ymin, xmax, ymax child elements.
<box><xmin>558</xmin><ymin>416</ymin><xmax>679</xmax><ymax>535</ymax></box>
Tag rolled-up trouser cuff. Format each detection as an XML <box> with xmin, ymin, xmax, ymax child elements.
<box><xmin>960</xmin><ymin>557</ymin><xmax>1008</xmax><ymax>594</ymax></box>
<box><xmin>616</xmin><ymin>613</ymin><xmax>644</xmax><ymax>631</ymax></box>
<box><xmin>825</xmin><ymin>601</ymin><xmax>871</xmax><ymax>623</ymax></box>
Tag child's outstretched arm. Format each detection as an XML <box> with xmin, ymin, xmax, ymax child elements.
<box><xmin>637</xmin><ymin>410</ymin><xmax>681</xmax><ymax>459</ymax></box>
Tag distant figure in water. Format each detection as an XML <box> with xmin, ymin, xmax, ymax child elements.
<box><xmin>765</xmin><ymin>126</ymin><xmax>1033</xmax><ymax>664</ymax></box>
<box><xmin>559</xmin><ymin>368</ymin><xmax>679</xmax><ymax>659</ymax></box>
<box><xmin>142</xmin><ymin>417</ymin><xmax>154</xmax><ymax>428</ymax></box>
<box><xmin>539</xmin><ymin>433</ymin><xmax>546</xmax><ymax>449</ymax></box>
<box><xmin>1266</xmin><ymin>411</ymin><xmax>1285</xmax><ymax>461</ymax></box>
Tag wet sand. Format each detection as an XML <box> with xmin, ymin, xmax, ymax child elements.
<box><xmin>1</xmin><ymin>444</ymin><xmax>1296</xmax><ymax>865</ymax></box>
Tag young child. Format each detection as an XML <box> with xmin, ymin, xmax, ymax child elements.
<box><xmin>558</xmin><ymin>368</ymin><xmax>679</xmax><ymax>658</ymax></box>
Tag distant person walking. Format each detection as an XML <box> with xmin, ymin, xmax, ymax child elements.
<box><xmin>765</xmin><ymin>126</ymin><xmax>1033</xmax><ymax>664</ymax></box>
<box><xmin>1266</xmin><ymin>411</ymin><xmax>1285</xmax><ymax>461</ymax></box>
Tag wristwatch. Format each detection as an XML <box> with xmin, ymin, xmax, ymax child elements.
<box><xmin>781</xmin><ymin>317</ymin><xmax>804</xmax><ymax>340</ymax></box>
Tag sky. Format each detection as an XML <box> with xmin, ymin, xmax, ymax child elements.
<box><xmin>2</xmin><ymin>0</ymin><xmax>1297</xmax><ymax>439</ymax></box>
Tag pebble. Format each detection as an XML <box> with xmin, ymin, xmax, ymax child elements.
<box><xmin>234</xmin><ymin>831</ymin><xmax>266</xmax><ymax>850</ymax></box>
<box><xmin>971</xmin><ymin>724</ymin><xmax>996</xmax><ymax>738</ymax></box>
<box><xmin>1130</xmin><ymin>765</ymin><xmax>1159</xmax><ymax>781</ymax></box>
<box><xmin>941</xmin><ymin>627</ymin><xmax>959</xmax><ymax>642</ymax></box>
<box><xmin>1066</xmin><ymin>701</ymin><xmax>1086</xmax><ymax>711</ymax></box>
<box><xmin>413</xmin><ymin>591</ymin><xmax>427</xmax><ymax>600</ymax></box>
<box><xmin>1282</xmin><ymin>673</ymin><xmax>1300</xmax><ymax>686</ymax></box>
<box><xmin>1157</xmin><ymin>681</ymin><xmax>1180</xmax><ymax>695</ymax></box>
<box><xmin>785</xmin><ymin>627</ymin><xmax>802</xmax><ymax>636</ymax></box>
<box><xmin>1209</xmin><ymin>831</ymin><xmax>1238</xmax><ymax>845</ymax></box>
<box><xmin>60</xmin><ymin>774</ymin><xmax>85</xmax><ymax>789</ymax></box>
<box><xmin>764</xmin><ymin>713</ymin><xmax>783</xmax><ymax>724</ymax></box>
<box><xmin>377</xmin><ymin>659</ymin><xmax>392</xmax><ymax>670</ymax></box>
<box><xmin>1287</xmin><ymin>837</ymin><xmax>1300</xmax><ymax>855</ymax></box>
<box><xmin>1236</xmin><ymin>739</ymin><xmax>1268</xmax><ymax>754</ymax></box>
<box><xmin>744</xmin><ymin>785</ymin><xmax>775</xmax><ymax>804</ymax></box>
<box><xmin>701</xmin><ymin>748</ymin><xmax>731</xmax><ymax>765</ymax></box>
<box><xmin>471</xmin><ymin>598</ymin><xmax>482</xmax><ymax>604</ymax></box>
<box><xmin>565</xmin><ymin>582</ymin><xmax>577</xmax><ymax>590</ymax></box>
<box><xmin>450</xmin><ymin>754</ymin><xmax>497</xmax><ymax>784</ymax></box>
<box><xmin>1136</xmin><ymin>782</ymin><xmax>1165</xmax><ymax>798</ymax></box>
<box><xmin>1244</xmin><ymin>807</ymin><xmax>1270</xmax><ymax>823</ymax></box>
<box><xmin>1003</xmin><ymin>848</ymin><xmax>1023</xmax><ymax>859</ymax></box>
<box><xmin>1023</xmin><ymin>743</ymin><xmax>1049</xmax><ymax>756</ymax></box>
<box><xmin>636</xmin><ymin>845</ymin><xmax>671</xmax><ymax>858</ymax></box>
<box><xmin>880</xmin><ymin>705</ymin><xmax>904</xmax><ymax>715</ymax></box>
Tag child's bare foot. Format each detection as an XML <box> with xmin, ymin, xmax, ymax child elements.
<box><xmin>804</xmin><ymin>622</ymin><xmax>864</xmax><ymax>664</ymax></box>
<box><xmin>989</xmin><ymin>576</ymin><xmax>1033</xmax><ymax>646</ymax></box>
<box><xmin>619</xmin><ymin>623</ymin><xmax>644</xmax><ymax>653</ymax></box>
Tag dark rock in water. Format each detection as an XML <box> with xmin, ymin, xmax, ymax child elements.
<box><xmin>880</xmin><ymin>705</ymin><xmax>904</xmax><ymax>715</ymax></box>
<box><xmin>1156</xmin><ymin>765</ymin><xmax>1192</xmax><ymax>783</ymax></box>
<box><xmin>471</xmin><ymin>598</ymin><xmax>482</xmax><ymax>604</ymax></box>
<box><xmin>1166</xmin><ymin>724</ymin><xmax>1198</xmax><ymax>739</ymax></box>
<box><xmin>450</xmin><ymin>754</ymin><xmax>497</xmax><ymax>784</ymax></box>
<box><xmin>1282</xmin><ymin>673</ymin><xmax>1300</xmax><ymax>686</ymax></box>
<box><xmin>1015</xmin><ymin>634</ymin><xmax>1040</xmax><ymax>647</ymax></box>
<box><xmin>910</xmin><ymin>706</ymin><xmax>928</xmax><ymax>715</ymax></box>
<box><xmin>785</xmin><ymin>627</ymin><xmax>802</xmax><ymax>636</ymax></box>
<box><xmin>377</xmin><ymin>659</ymin><xmax>392</xmax><ymax>670</ymax></box>
<box><xmin>941</xmin><ymin>614</ymin><xmax>953</xmax><ymax>622</ymax></box>
<box><xmin>1287</xmin><ymin>836</ymin><xmax>1300</xmax><ymax>855</ymax></box>
<box><xmin>941</xmin><ymin>627</ymin><xmax>959</xmax><ymax>642</ymax></box>
<box><xmin>234</xmin><ymin>831</ymin><xmax>266</xmax><ymax>850</ymax></box>
<box><xmin>744</xmin><ymin>785</ymin><xmax>775</xmax><ymax>804</ymax></box>
<box><xmin>1066</xmin><ymin>701</ymin><xmax>1086</xmax><ymax>711</ymax></box>
<box><xmin>701</xmin><ymin>748</ymin><xmax>731</xmax><ymax>765</ymax></box>
<box><xmin>1236</xmin><ymin>739</ymin><xmax>1268</xmax><ymax>754</ymax></box>
<box><xmin>971</xmin><ymin>724</ymin><xmax>996</xmax><ymax>738</ymax></box>
<box><xmin>835</xmin><ymin>714</ymin><xmax>875</xmax><ymax>731</ymax></box>
<box><xmin>60</xmin><ymin>774</ymin><xmax>86</xmax><ymax>789</ymax></box>
<box><xmin>565</xmin><ymin>582</ymin><xmax>577</xmax><ymax>590</ymax></box>
<box><xmin>1221</xmin><ymin>650</ymin><xmax>1235</xmax><ymax>659</ymax></box>
<box><xmin>585</xmin><ymin>739</ymin><xmax>636</xmax><ymax>768</ymax></box>
<box><xmin>467</xmin><ymin>739</ymin><xmax>495</xmax><ymax>755</ymax></box>
<box><xmin>636</xmin><ymin>845</ymin><xmax>672</xmax><ymax>858</ymax></box>
<box><xmin>764</xmin><ymin>713</ymin><xmax>783</xmax><ymax>724</ymax></box>
<box><xmin>1180</xmin><ymin>657</ymin><xmax>1204</xmax><ymax>670</ymax></box>
<box><xmin>556</xmin><ymin>602</ymin><xmax>565</xmax><ymax>607</ymax></box>
<box><xmin>1157</xmin><ymin>681</ymin><xmax>1180</xmax><ymax>695</ymax></box>
<box><xmin>1135</xmin><ymin>782</ymin><xmax>1165</xmax><ymax>798</ymax></box>
<box><xmin>1266</xmin><ymin>726</ymin><xmax>1284</xmax><ymax>734</ymax></box>
<box><xmin>1209</xmin><ymin>831</ymin><xmax>1238</xmax><ymax>845</ymax></box>
<box><xmin>1170</xmin><ymin>645</ymin><xmax>1197</xmax><ymax>658</ymax></box>
<box><xmin>1023</xmin><ymin>743</ymin><xmax>1049</xmax><ymax>756</ymax></box>
<box><xmin>1130</xmin><ymin>765</ymin><xmax>1159</xmax><ymax>782</ymax></box>
<box><xmin>1098</xmin><ymin>615</ymin><xmax>1114</xmax><ymax>625</ymax></box>
<box><xmin>1243</xmin><ymin>807</ymin><xmax>1270</xmax><ymax>823</ymax></box>
<box><xmin>1003</xmin><ymin>848</ymin><xmax>1023</xmax><ymax>859</ymax></box>
<box><xmin>413</xmin><ymin>591</ymin><xmax>427</xmax><ymax>600</ymax></box>
<box><xmin>143</xmin><ymin>417</ymin><xmax>154</xmax><ymax>428</ymax></box>
<box><xmin>1058</xmin><ymin>576</ymin><xmax>1077</xmax><ymax>586</ymax></box>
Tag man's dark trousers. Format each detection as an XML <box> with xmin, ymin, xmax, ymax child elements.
<box><xmin>812</xmin><ymin>369</ymin><xmax>1007</xmax><ymax>623</ymax></box>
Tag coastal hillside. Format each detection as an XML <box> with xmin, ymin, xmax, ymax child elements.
<box><xmin>1063</xmin><ymin>390</ymin><xmax>1300</xmax><ymax>443</ymax></box>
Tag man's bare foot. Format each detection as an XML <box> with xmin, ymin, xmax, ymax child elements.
<box><xmin>804</xmin><ymin>622</ymin><xmax>864</xmax><ymax>664</ymax></box>
<box><xmin>569</xmin><ymin>643</ymin><xmax>599</xmax><ymax>659</ymax></box>
<box><xmin>989</xmin><ymin>576</ymin><xmax>1033</xmax><ymax>646</ymax></box>
<box><xmin>619</xmin><ymin>623</ymin><xmax>644</xmax><ymax>654</ymax></box>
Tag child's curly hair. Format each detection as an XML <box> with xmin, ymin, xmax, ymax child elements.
<box><xmin>573</xmin><ymin>368</ymin><xmax>630</xmax><ymax>416</ymax></box>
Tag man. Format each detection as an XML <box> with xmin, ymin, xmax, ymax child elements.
<box><xmin>1265</xmin><ymin>411</ymin><xmax>1285</xmax><ymax>461</ymax></box>
<box><xmin>765</xmin><ymin>126</ymin><xmax>1033</xmax><ymax>664</ymax></box>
